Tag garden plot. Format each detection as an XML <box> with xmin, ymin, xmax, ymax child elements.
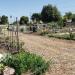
<box><xmin>18</xmin><ymin>33</ymin><xmax>75</xmax><ymax>75</ymax></box>
<box><xmin>1</xmin><ymin>30</ymin><xmax>75</xmax><ymax>75</ymax></box>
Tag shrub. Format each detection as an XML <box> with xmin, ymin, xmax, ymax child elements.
<box><xmin>2</xmin><ymin>51</ymin><xmax>50</xmax><ymax>75</ymax></box>
<box><xmin>0</xmin><ymin>63</ymin><xmax>4</xmax><ymax>70</ymax></box>
<box><xmin>40</xmin><ymin>30</ymin><xmax>49</xmax><ymax>36</ymax></box>
<box><xmin>57</xmin><ymin>20</ymin><xmax>64</xmax><ymax>28</ymax></box>
<box><xmin>69</xmin><ymin>33</ymin><xmax>74</xmax><ymax>40</ymax></box>
<box><xmin>48</xmin><ymin>33</ymin><xmax>75</xmax><ymax>40</ymax></box>
<box><xmin>48</xmin><ymin>22</ymin><xmax>59</xmax><ymax>29</ymax></box>
<box><xmin>0</xmin><ymin>63</ymin><xmax>4</xmax><ymax>74</ymax></box>
<box><xmin>20</xmin><ymin>28</ymin><xmax>24</xmax><ymax>32</ymax></box>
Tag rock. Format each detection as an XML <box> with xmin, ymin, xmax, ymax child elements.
<box><xmin>3</xmin><ymin>66</ymin><xmax>15</xmax><ymax>75</ymax></box>
<box><xmin>0</xmin><ymin>54</ymin><xmax>3</xmax><ymax>62</ymax></box>
<box><xmin>0</xmin><ymin>54</ymin><xmax>3</xmax><ymax>59</ymax></box>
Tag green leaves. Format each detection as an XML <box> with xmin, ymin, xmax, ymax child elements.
<box><xmin>20</xmin><ymin>16</ymin><xmax>29</xmax><ymax>25</ymax></box>
<box><xmin>31</xmin><ymin>13</ymin><xmax>41</xmax><ymax>23</ymax></box>
<box><xmin>0</xmin><ymin>63</ymin><xmax>4</xmax><ymax>70</ymax></box>
<box><xmin>41</xmin><ymin>4</ymin><xmax>61</xmax><ymax>23</ymax></box>
<box><xmin>1</xmin><ymin>15</ymin><xmax>8</xmax><ymax>24</ymax></box>
<box><xmin>2</xmin><ymin>51</ymin><xmax>50</xmax><ymax>75</ymax></box>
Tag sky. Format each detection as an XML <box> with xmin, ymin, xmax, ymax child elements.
<box><xmin>0</xmin><ymin>0</ymin><xmax>75</xmax><ymax>20</ymax></box>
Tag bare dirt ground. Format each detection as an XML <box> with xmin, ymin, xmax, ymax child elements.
<box><xmin>18</xmin><ymin>33</ymin><xmax>75</xmax><ymax>75</ymax></box>
<box><xmin>1</xmin><ymin>31</ymin><xmax>75</xmax><ymax>75</ymax></box>
<box><xmin>0</xmin><ymin>49</ymin><xmax>7</xmax><ymax>53</ymax></box>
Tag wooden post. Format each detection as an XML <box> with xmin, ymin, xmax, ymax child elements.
<box><xmin>10</xmin><ymin>16</ymin><xmax>12</xmax><ymax>50</ymax></box>
<box><xmin>16</xmin><ymin>17</ymin><xmax>19</xmax><ymax>52</ymax></box>
<box><xmin>7</xmin><ymin>23</ymin><xmax>10</xmax><ymax>50</ymax></box>
<box><xmin>11</xmin><ymin>24</ymin><xmax>14</xmax><ymax>49</ymax></box>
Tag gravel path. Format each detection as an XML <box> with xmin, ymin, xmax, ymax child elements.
<box><xmin>19</xmin><ymin>33</ymin><xmax>75</xmax><ymax>75</ymax></box>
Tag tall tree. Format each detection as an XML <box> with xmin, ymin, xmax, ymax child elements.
<box><xmin>72</xmin><ymin>14</ymin><xmax>75</xmax><ymax>22</ymax></box>
<box><xmin>52</xmin><ymin>6</ymin><xmax>61</xmax><ymax>21</ymax></box>
<box><xmin>1</xmin><ymin>15</ymin><xmax>8</xmax><ymax>24</ymax></box>
<box><xmin>31</xmin><ymin>13</ymin><xmax>41</xmax><ymax>22</ymax></box>
<box><xmin>20</xmin><ymin>16</ymin><xmax>29</xmax><ymax>25</ymax></box>
<box><xmin>64</xmin><ymin>12</ymin><xmax>72</xmax><ymax>20</ymax></box>
<box><xmin>41</xmin><ymin>4</ymin><xmax>61</xmax><ymax>23</ymax></box>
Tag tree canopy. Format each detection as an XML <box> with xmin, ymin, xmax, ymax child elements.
<box><xmin>31</xmin><ymin>13</ymin><xmax>41</xmax><ymax>22</ymax></box>
<box><xmin>41</xmin><ymin>4</ymin><xmax>61</xmax><ymax>23</ymax></box>
<box><xmin>63</xmin><ymin>12</ymin><xmax>72</xmax><ymax>20</ymax></box>
<box><xmin>72</xmin><ymin>14</ymin><xmax>75</xmax><ymax>22</ymax></box>
<box><xmin>0</xmin><ymin>15</ymin><xmax>8</xmax><ymax>24</ymax></box>
<box><xmin>20</xmin><ymin>16</ymin><xmax>29</xmax><ymax>25</ymax></box>
<box><xmin>63</xmin><ymin>12</ymin><xmax>75</xmax><ymax>22</ymax></box>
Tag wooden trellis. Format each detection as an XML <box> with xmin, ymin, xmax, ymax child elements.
<box><xmin>0</xmin><ymin>18</ymin><xmax>20</xmax><ymax>53</ymax></box>
<box><xmin>8</xmin><ymin>17</ymin><xmax>20</xmax><ymax>53</ymax></box>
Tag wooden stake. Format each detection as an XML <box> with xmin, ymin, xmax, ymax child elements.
<box><xmin>16</xmin><ymin>17</ymin><xmax>19</xmax><ymax>52</ymax></box>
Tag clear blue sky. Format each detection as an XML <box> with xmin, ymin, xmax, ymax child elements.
<box><xmin>0</xmin><ymin>0</ymin><xmax>75</xmax><ymax>19</ymax></box>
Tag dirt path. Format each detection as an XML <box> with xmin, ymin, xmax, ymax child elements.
<box><xmin>19</xmin><ymin>33</ymin><xmax>75</xmax><ymax>75</ymax></box>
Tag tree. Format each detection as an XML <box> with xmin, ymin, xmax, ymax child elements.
<box><xmin>20</xmin><ymin>16</ymin><xmax>29</xmax><ymax>25</ymax></box>
<box><xmin>63</xmin><ymin>13</ymin><xmax>75</xmax><ymax>22</ymax></box>
<box><xmin>13</xmin><ymin>21</ymin><xmax>17</xmax><ymax>25</ymax></box>
<box><xmin>31</xmin><ymin>13</ymin><xmax>41</xmax><ymax>22</ymax></box>
<box><xmin>64</xmin><ymin>12</ymin><xmax>72</xmax><ymax>20</ymax></box>
<box><xmin>72</xmin><ymin>14</ymin><xmax>75</xmax><ymax>22</ymax></box>
<box><xmin>41</xmin><ymin>4</ymin><xmax>61</xmax><ymax>23</ymax></box>
<box><xmin>52</xmin><ymin>6</ymin><xmax>61</xmax><ymax>21</ymax></box>
<box><xmin>1</xmin><ymin>15</ymin><xmax>8</xmax><ymax>24</ymax></box>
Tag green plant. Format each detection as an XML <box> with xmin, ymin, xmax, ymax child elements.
<box><xmin>48</xmin><ymin>22</ymin><xmax>59</xmax><ymax>29</ymax></box>
<box><xmin>2</xmin><ymin>51</ymin><xmax>50</xmax><ymax>75</ymax></box>
<box><xmin>20</xmin><ymin>28</ymin><xmax>24</xmax><ymax>32</ymax></box>
<box><xmin>69</xmin><ymin>32</ymin><xmax>74</xmax><ymax>40</ymax></box>
<box><xmin>48</xmin><ymin>33</ymin><xmax>75</xmax><ymax>40</ymax></box>
<box><xmin>40</xmin><ymin>31</ymin><xmax>49</xmax><ymax>36</ymax></box>
<box><xmin>0</xmin><ymin>63</ymin><xmax>4</xmax><ymax>70</ymax></box>
<box><xmin>0</xmin><ymin>63</ymin><xmax>4</xmax><ymax>74</ymax></box>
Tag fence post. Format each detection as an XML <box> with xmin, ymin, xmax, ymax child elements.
<box><xmin>16</xmin><ymin>17</ymin><xmax>19</xmax><ymax>52</ymax></box>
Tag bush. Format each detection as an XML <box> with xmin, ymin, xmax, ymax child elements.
<box><xmin>69</xmin><ymin>33</ymin><xmax>74</xmax><ymax>40</ymax></box>
<box><xmin>48</xmin><ymin>33</ymin><xmax>75</xmax><ymax>40</ymax></box>
<box><xmin>40</xmin><ymin>30</ymin><xmax>49</xmax><ymax>36</ymax></box>
<box><xmin>0</xmin><ymin>63</ymin><xmax>4</xmax><ymax>70</ymax></box>
<box><xmin>20</xmin><ymin>28</ymin><xmax>24</xmax><ymax>32</ymax></box>
<box><xmin>57</xmin><ymin>20</ymin><xmax>64</xmax><ymax>28</ymax></box>
<box><xmin>48</xmin><ymin>22</ymin><xmax>59</xmax><ymax>29</ymax></box>
<box><xmin>2</xmin><ymin>51</ymin><xmax>50</xmax><ymax>75</ymax></box>
<box><xmin>0</xmin><ymin>63</ymin><xmax>4</xmax><ymax>74</ymax></box>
